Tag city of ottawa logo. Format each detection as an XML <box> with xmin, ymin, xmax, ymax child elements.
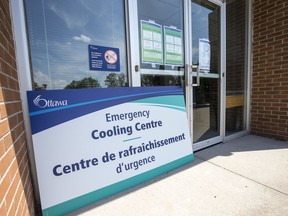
<box><xmin>33</xmin><ymin>95</ymin><xmax>68</xmax><ymax>109</ymax></box>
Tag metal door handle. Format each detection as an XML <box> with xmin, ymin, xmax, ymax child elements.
<box><xmin>192</xmin><ymin>65</ymin><xmax>200</xmax><ymax>87</ymax></box>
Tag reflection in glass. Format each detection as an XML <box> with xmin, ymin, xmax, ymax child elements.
<box><xmin>137</xmin><ymin>0</ymin><xmax>184</xmax><ymax>86</ymax></box>
<box><xmin>192</xmin><ymin>0</ymin><xmax>220</xmax><ymax>74</ymax></box>
<box><xmin>141</xmin><ymin>74</ymin><xmax>182</xmax><ymax>86</ymax></box>
<box><xmin>25</xmin><ymin>0</ymin><xmax>128</xmax><ymax>90</ymax></box>
<box><xmin>192</xmin><ymin>0</ymin><xmax>220</xmax><ymax>142</ymax></box>
<box><xmin>193</xmin><ymin>78</ymin><xmax>220</xmax><ymax>142</ymax></box>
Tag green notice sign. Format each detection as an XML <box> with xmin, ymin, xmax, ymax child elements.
<box><xmin>164</xmin><ymin>26</ymin><xmax>183</xmax><ymax>66</ymax></box>
<box><xmin>141</xmin><ymin>20</ymin><xmax>163</xmax><ymax>64</ymax></box>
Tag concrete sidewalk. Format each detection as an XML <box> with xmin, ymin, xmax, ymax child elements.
<box><xmin>68</xmin><ymin>135</ymin><xmax>288</xmax><ymax>216</ymax></box>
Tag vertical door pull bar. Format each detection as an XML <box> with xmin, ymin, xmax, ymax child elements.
<box><xmin>192</xmin><ymin>65</ymin><xmax>200</xmax><ymax>87</ymax></box>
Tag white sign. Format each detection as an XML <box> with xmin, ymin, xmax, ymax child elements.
<box><xmin>27</xmin><ymin>86</ymin><xmax>194</xmax><ymax>215</ymax></box>
<box><xmin>104</xmin><ymin>50</ymin><xmax>118</xmax><ymax>64</ymax></box>
<box><xmin>199</xmin><ymin>38</ymin><xmax>211</xmax><ymax>73</ymax></box>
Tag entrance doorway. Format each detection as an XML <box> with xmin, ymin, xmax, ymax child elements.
<box><xmin>130</xmin><ymin>0</ymin><xmax>225</xmax><ymax>150</ymax></box>
<box><xmin>22</xmin><ymin>0</ymin><xmax>248</xmax><ymax>152</ymax></box>
<box><xmin>190</xmin><ymin>0</ymin><xmax>224</xmax><ymax>150</ymax></box>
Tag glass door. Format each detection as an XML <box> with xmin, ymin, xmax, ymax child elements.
<box><xmin>190</xmin><ymin>0</ymin><xmax>224</xmax><ymax>150</ymax></box>
<box><xmin>129</xmin><ymin>0</ymin><xmax>225</xmax><ymax>151</ymax></box>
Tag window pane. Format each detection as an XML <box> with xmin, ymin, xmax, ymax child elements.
<box><xmin>25</xmin><ymin>0</ymin><xmax>128</xmax><ymax>90</ymax></box>
<box><xmin>192</xmin><ymin>0</ymin><xmax>220</xmax><ymax>74</ymax></box>
<box><xmin>192</xmin><ymin>0</ymin><xmax>221</xmax><ymax>142</ymax></box>
<box><xmin>137</xmin><ymin>0</ymin><xmax>184</xmax><ymax>86</ymax></box>
<box><xmin>226</xmin><ymin>0</ymin><xmax>248</xmax><ymax>135</ymax></box>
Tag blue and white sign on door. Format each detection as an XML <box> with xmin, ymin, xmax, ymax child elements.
<box><xmin>89</xmin><ymin>45</ymin><xmax>120</xmax><ymax>72</ymax></box>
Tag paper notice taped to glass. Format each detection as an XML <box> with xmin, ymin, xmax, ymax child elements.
<box><xmin>199</xmin><ymin>38</ymin><xmax>210</xmax><ymax>73</ymax></box>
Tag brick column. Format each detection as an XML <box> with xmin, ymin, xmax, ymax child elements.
<box><xmin>251</xmin><ymin>0</ymin><xmax>288</xmax><ymax>140</ymax></box>
<box><xmin>0</xmin><ymin>0</ymin><xmax>36</xmax><ymax>215</ymax></box>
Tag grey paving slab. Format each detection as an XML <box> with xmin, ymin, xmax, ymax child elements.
<box><xmin>67</xmin><ymin>135</ymin><xmax>288</xmax><ymax>216</ymax></box>
<box><xmin>195</xmin><ymin>135</ymin><xmax>288</xmax><ymax>195</ymax></box>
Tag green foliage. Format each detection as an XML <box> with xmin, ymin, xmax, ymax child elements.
<box><xmin>64</xmin><ymin>77</ymin><xmax>101</xmax><ymax>89</ymax></box>
<box><xmin>104</xmin><ymin>73</ymin><xmax>126</xmax><ymax>87</ymax></box>
<box><xmin>64</xmin><ymin>73</ymin><xmax>126</xmax><ymax>89</ymax></box>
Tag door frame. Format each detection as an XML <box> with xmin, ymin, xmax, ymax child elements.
<box><xmin>190</xmin><ymin>0</ymin><xmax>226</xmax><ymax>151</ymax></box>
<box><xmin>128</xmin><ymin>0</ymin><xmax>226</xmax><ymax>151</ymax></box>
<box><xmin>127</xmin><ymin>0</ymin><xmax>226</xmax><ymax>150</ymax></box>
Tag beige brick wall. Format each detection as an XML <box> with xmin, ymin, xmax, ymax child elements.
<box><xmin>0</xmin><ymin>0</ymin><xmax>36</xmax><ymax>215</ymax></box>
<box><xmin>251</xmin><ymin>0</ymin><xmax>288</xmax><ymax>140</ymax></box>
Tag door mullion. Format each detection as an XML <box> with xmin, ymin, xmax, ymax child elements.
<box><xmin>127</xmin><ymin>0</ymin><xmax>141</xmax><ymax>87</ymax></box>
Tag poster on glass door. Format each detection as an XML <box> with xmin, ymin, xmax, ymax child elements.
<box><xmin>199</xmin><ymin>38</ymin><xmax>211</xmax><ymax>73</ymax></box>
<box><xmin>141</xmin><ymin>20</ymin><xmax>163</xmax><ymax>65</ymax></box>
<box><xmin>164</xmin><ymin>26</ymin><xmax>183</xmax><ymax>66</ymax></box>
<box><xmin>88</xmin><ymin>45</ymin><xmax>120</xmax><ymax>72</ymax></box>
